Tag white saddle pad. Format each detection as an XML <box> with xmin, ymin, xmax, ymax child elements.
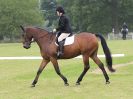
<box><xmin>55</xmin><ymin>35</ymin><xmax>75</xmax><ymax>46</ymax></box>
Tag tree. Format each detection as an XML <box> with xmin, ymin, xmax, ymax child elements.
<box><xmin>41</xmin><ymin>0</ymin><xmax>57</xmax><ymax>27</ymax></box>
<box><xmin>56</xmin><ymin>0</ymin><xmax>133</xmax><ymax>34</ymax></box>
<box><xmin>0</xmin><ymin>0</ymin><xmax>44</xmax><ymax>41</ymax></box>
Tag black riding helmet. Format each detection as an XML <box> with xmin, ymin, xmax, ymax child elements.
<box><xmin>56</xmin><ymin>6</ymin><xmax>65</xmax><ymax>14</ymax></box>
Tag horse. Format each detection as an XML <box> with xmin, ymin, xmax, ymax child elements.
<box><xmin>20</xmin><ymin>25</ymin><xmax>115</xmax><ymax>87</ymax></box>
<box><xmin>121</xmin><ymin>28</ymin><xmax>128</xmax><ymax>40</ymax></box>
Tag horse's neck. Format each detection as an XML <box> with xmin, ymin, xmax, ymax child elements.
<box><xmin>34</xmin><ymin>32</ymin><xmax>56</xmax><ymax>49</ymax></box>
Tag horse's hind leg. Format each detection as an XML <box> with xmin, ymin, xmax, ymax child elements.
<box><xmin>91</xmin><ymin>55</ymin><xmax>110</xmax><ymax>84</ymax></box>
<box><xmin>32</xmin><ymin>59</ymin><xmax>49</xmax><ymax>87</ymax></box>
<box><xmin>76</xmin><ymin>55</ymin><xmax>90</xmax><ymax>85</ymax></box>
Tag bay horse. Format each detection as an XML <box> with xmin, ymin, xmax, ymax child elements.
<box><xmin>20</xmin><ymin>25</ymin><xmax>115</xmax><ymax>87</ymax></box>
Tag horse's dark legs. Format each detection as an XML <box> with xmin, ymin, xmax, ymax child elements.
<box><xmin>76</xmin><ymin>55</ymin><xmax>90</xmax><ymax>85</ymax></box>
<box><xmin>32</xmin><ymin>59</ymin><xmax>49</xmax><ymax>87</ymax></box>
<box><xmin>123</xmin><ymin>33</ymin><xmax>126</xmax><ymax>40</ymax></box>
<box><xmin>92</xmin><ymin>56</ymin><xmax>110</xmax><ymax>84</ymax></box>
<box><xmin>122</xmin><ymin>33</ymin><xmax>125</xmax><ymax>40</ymax></box>
<box><xmin>50</xmin><ymin>57</ymin><xmax>69</xmax><ymax>86</ymax></box>
<box><xmin>122</xmin><ymin>31</ymin><xmax>127</xmax><ymax>40</ymax></box>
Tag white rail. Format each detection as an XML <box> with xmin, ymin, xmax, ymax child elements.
<box><xmin>0</xmin><ymin>54</ymin><xmax>125</xmax><ymax>60</ymax></box>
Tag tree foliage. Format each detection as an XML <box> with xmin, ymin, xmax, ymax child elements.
<box><xmin>53</xmin><ymin>0</ymin><xmax>133</xmax><ymax>34</ymax></box>
<box><xmin>0</xmin><ymin>0</ymin><xmax>44</xmax><ymax>41</ymax></box>
<box><xmin>40</xmin><ymin>0</ymin><xmax>57</xmax><ymax>27</ymax></box>
<box><xmin>0</xmin><ymin>0</ymin><xmax>132</xmax><ymax>42</ymax></box>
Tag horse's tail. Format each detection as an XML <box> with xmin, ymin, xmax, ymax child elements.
<box><xmin>95</xmin><ymin>33</ymin><xmax>115</xmax><ymax>72</ymax></box>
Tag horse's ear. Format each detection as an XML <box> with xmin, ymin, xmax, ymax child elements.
<box><xmin>20</xmin><ymin>25</ymin><xmax>25</xmax><ymax>33</ymax></box>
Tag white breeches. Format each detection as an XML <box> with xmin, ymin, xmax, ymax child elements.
<box><xmin>58</xmin><ymin>33</ymin><xmax>70</xmax><ymax>42</ymax></box>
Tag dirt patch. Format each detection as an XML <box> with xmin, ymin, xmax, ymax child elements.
<box><xmin>91</xmin><ymin>61</ymin><xmax>133</xmax><ymax>74</ymax></box>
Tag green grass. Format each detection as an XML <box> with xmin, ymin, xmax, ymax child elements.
<box><xmin>0</xmin><ymin>43</ymin><xmax>40</xmax><ymax>56</ymax></box>
<box><xmin>0</xmin><ymin>40</ymin><xmax>133</xmax><ymax>99</ymax></box>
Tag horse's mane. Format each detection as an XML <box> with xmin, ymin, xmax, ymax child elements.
<box><xmin>34</xmin><ymin>26</ymin><xmax>51</xmax><ymax>33</ymax></box>
<box><xmin>31</xmin><ymin>26</ymin><xmax>56</xmax><ymax>42</ymax></box>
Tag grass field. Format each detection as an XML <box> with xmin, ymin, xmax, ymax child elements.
<box><xmin>0</xmin><ymin>40</ymin><xmax>133</xmax><ymax>99</ymax></box>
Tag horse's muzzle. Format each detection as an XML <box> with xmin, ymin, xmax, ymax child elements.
<box><xmin>23</xmin><ymin>45</ymin><xmax>31</xmax><ymax>49</ymax></box>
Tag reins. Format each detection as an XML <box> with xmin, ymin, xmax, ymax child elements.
<box><xmin>33</xmin><ymin>31</ymin><xmax>55</xmax><ymax>43</ymax></box>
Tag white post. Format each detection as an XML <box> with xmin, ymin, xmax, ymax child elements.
<box><xmin>131</xmin><ymin>33</ymin><xmax>133</xmax><ymax>39</ymax></box>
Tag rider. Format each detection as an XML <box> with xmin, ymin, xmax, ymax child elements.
<box><xmin>122</xmin><ymin>22</ymin><xmax>128</xmax><ymax>32</ymax></box>
<box><xmin>53</xmin><ymin>6</ymin><xmax>72</xmax><ymax>57</ymax></box>
<box><xmin>121</xmin><ymin>22</ymin><xmax>128</xmax><ymax>40</ymax></box>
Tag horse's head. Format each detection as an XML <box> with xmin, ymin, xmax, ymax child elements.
<box><xmin>20</xmin><ymin>25</ymin><xmax>33</xmax><ymax>49</ymax></box>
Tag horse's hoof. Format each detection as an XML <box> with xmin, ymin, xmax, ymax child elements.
<box><xmin>31</xmin><ymin>84</ymin><xmax>35</xmax><ymax>87</ymax></box>
<box><xmin>64</xmin><ymin>83</ymin><xmax>69</xmax><ymax>86</ymax></box>
<box><xmin>106</xmin><ymin>81</ymin><xmax>110</xmax><ymax>84</ymax></box>
<box><xmin>76</xmin><ymin>82</ymin><xmax>80</xmax><ymax>85</ymax></box>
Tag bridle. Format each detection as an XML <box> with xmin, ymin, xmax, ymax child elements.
<box><xmin>22</xmin><ymin>26</ymin><xmax>55</xmax><ymax>45</ymax></box>
<box><xmin>30</xmin><ymin>31</ymin><xmax>55</xmax><ymax>44</ymax></box>
<box><xmin>33</xmin><ymin>33</ymin><xmax>49</xmax><ymax>41</ymax></box>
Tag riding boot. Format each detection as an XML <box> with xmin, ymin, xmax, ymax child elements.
<box><xmin>57</xmin><ymin>40</ymin><xmax>65</xmax><ymax>58</ymax></box>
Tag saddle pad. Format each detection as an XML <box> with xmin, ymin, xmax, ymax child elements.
<box><xmin>55</xmin><ymin>35</ymin><xmax>75</xmax><ymax>46</ymax></box>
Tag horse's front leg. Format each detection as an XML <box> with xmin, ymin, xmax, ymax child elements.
<box><xmin>32</xmin><ymin>59</ymin><xmax>50</xmax><ymax>87</ymax></box>
<box><xmin>50</xmin><ymin>57</ymin><xmax>69</xmax><ymax>86</ymax></box>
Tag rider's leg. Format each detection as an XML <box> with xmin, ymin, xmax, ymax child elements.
<box><xmin>57</xmin><ymin>40</ymin><xmax>65</xmax><ymax>57</ymax></box>
<box><xmin>57</xmin><ymin>33</ymin><xmax>70</xmax><ymax>57</ymax></box>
